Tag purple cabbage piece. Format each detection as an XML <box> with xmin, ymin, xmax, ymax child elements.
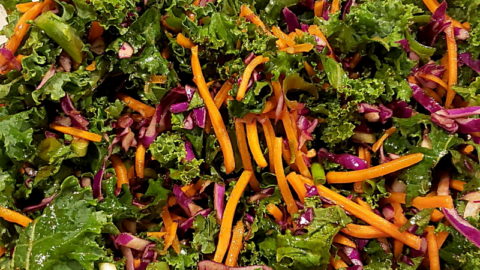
<box><xmin>419</xmin><ymin>1</ymin><xmax>450</xmax><ymax>46</ymax></box>
<box><xmin>413</xmin><ymin>63</ymin><xmax>445</xmax><ymax>89</ymax></box>
<box><xmin>386</xmin><ymin>100</ymin><xmax>414</xmax><ymax>118</ymax></box>
<box><xmin>410</xmin><ymin>83</ymin><xmax>443</xmax><ymax>113</ymax></box>
<box><xmin>92</xmin><ymin>165</ymin><xmax>105</xmax><ymax>200</ymax></box>
<box><xmin>36</xmin><ymin>64</ymin><xmax>56</xmax><ymax>90</ymax></box>
<box><xmin>322</xmin><ymin>2</ymin><xmax>330</xmax><ymax>20</ymax></box>
<box><xmin>459</xmin><ymin>52</ymin><xmax>480</xmax><ymax>74</ymax></box>
<box><xmin>193</xmin><ymin>107</ymin><xmax>206</xmax><ymax>128</ymax></box>
<box><xmin>341</xmin><ymin>0</ymin><xmax>355</xmax><ymax>19</ymax></box>
<box><xmin>396</xmin><ymin>39</ymin><xmax>419</xmax><ymax>60</ymax></box>
<box><xmin>343</xmin><ymin>247</ymin><xmax>363</xmax><ymax>266</ymax></box>
<box><xmin>170</xmin><ymin>102</ymin><xmax>189</xmax><ymax>113</ymax></box>
<box><xmin>141</xmin><ymin>106</ymin><xmax>158</xmax><ymax>147</ymax></box>
<box><xmin>214</xmin><ymin>183</ymin><xmax>225</xmax><ymax>221</ymax></box>
<box><xmin>305</xmin><ymin>184</ymin><xmax>319</xmax><ymax>197</ymax></box>
<box><xmin>115</xmin><ymin>233</ymin><xmax>151</xmax><ymax>251</ymax></box>
<box><xmin>198</xmin><ymin>261</ymin><xmax>272</xmax><ymax>270</ymax></box>
<box><xmin>282</xmin><ymin>7</ymin><xmax>300</xmax><ymax>33</ymax></box>
<box><xmin>23</xmin><ymin>194</ymin><xmax>56</xmax><ymax>212</ymax></box>
<box><xmin>184</xmin><ymin>113</ymin><xmax>194</xmax><ymax>130</ymax></box>
<box><xmin>431</xmin><ymin>113</ymin><xmax>459</xmax><ymax>133</ymax></box>
<box><xmin>121</xmin><ymin>246</ymin><xmax>135</xmax><ymax>270</ymax></box>
<box><xmin>184</xmin><ymin>141</ymin><xmax>195</xmax><ymax>161</ymax></box>
<box><xmin>185</xmin><ymin>85</ymin><xmax>196</xmax><ymax>101</ymax></box>
<box><xmin>297</xmin><ymin>207</ymin><xmax>314</xmax><ymax>226</ymax></box>
<box><xmin>60</xmin><ymin>94</ymin><xmax>89</xmax><ymax>130</ymax></box>
<box><xmin>358</xmin><ymin>103</ymin><xmax>393</xmax><ymax>123</ymax></box>
<box><xmin>436</xmin><ymin>106</ymin><xmax>480</xmax><ymax>118</ymax></box>
<box><xmin>244</xmin><ymin>213</ymin><xmax>254</xmax><ymax>224</ymax></box>
<box><xmin>358</xmin><ymin>103</ymin><xmax>380</xmax><ymax>114</ymax></box>
<box><xmin>172</xmin><ymin>185</ymin><xmax>202</xmax><ymax>217</ymax></box>
<box><xmin>179</xmin><ymin>209</ymin><xmax>212</xmax><ymax>232</ymax></box>
<box><xmin>443</xmin><ymin>207</ymin><xmax>480</xmax><ymax>248</ymax></box>
<box><xmin>297</xmin><ymin>116</ymin><xmax>318</xmax><ymax>149</ymax></box>
<box><xmin>0</xmin><ymin>47</ymin><xmax>21</xmax><ymax>72</ymax></box>
<box><xmin>454</xmin><ymin>27</ymin><xmax>470</xmax><ymax>40</ymax></box>
<box><xmin>248</xmin><ymin>187</ymin><xmax>275</xmax><ymax>203</ymax></box>
<box><xmin>318</xmin><ymin>148</ymin><xmax>368</xmax><ymax>170</ymax></box>
<box><xmin>300</xmin><ymin>0</ymin><xmax>314</xmax><ymax>9</ymax></box>
<box><xmin>456</xmin><ymin>118</ymin><xmax>480</xmax><ymax>133</ymax></box>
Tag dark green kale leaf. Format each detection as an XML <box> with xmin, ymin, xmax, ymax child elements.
<box><xmin>191</xmin><ymin>212</ymin><xmax>219</xmax><ymax>254</ymax></box>
<box><xmin>363</xmin><ymin>240</ymin><xmax>422</xmax><ymax>269</ymax></box>
<box><xmin>12</xmin><ymin>176</ymin><xmax>116</xmax><ymax>270</ymax></box>
<box><xmin>228</xmin><ymin>81</ymin><xmax>272</xmax><ymax>118</ymax></box>
<box><xmin>438</xmin><ymin>220</ymin><xmax>480</xmax><ymax>269</ymax></box>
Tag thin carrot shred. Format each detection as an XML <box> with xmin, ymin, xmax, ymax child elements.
<box><xmin>234</xmin><ymin>120</ymin><xmax>261</xmax><ymax>191</ymax></box>
<box><xmin>163</xmin><ymin>221</ymin><xmax>179</xmax><ymax>253</ymax></box>
<box><xmin>385</xmin><ymin>192</ymin><xmax>406</xmax><ymax>204</ymax></box>
<box><xmin>118</xmin><ymin>94</ymin><xmax>156</xmax><ymax>118</ymax></box>
<box><xmin>431</xmin><ymin>209</ymin><xmax>444</xmax><ymax>222</ymax></box>
<box><xmin>426</xmin><ymin>226</ymin><xmax>440</xmax><ymax>270</ymax></box>
<box><xmin>0</xmin><ymin>206</ymin><xmax>32</xmax><ymax>227</ymax></box>
<box><xmin>308</xmin><ymin>25</ymin><xmax>335</xmax><ymax>58</ymax></box>
<box><xmin>260</xmin><ymin>117</ymin><xmax>276</xmax><ymax>172</ymax></box>
<box><xmin>214</xmin><ymin>170</ymin><xmax>253</xmax><ymax>263</ymax></box>
<box><xmin>135</xmin><ymin>144</ymin><xmax>146</xmax><ymax>179</ymax></box>
<box><xmin>450</xmin><ymin>179</ymin><xmax>466</xmax><ymax>191</ymax></box>
<box><xmin>330</xmin><ymin>0</ymin><xmax>340</xmax><ymax>14</ymax></box>
<box><xmin>327</xmin><ymin>153</ymin><xmax>424</xmax><ymax>183</ymax></box>
<box><xmin>274</xmin><ymin>137</ymin><xmax>299</xmax><ymax>216</ymax></box>
<box><xmin>50</xmin><ymin>124</ymin><xmax>102</xmax><ymax>142</ymax></box>
<box><xmin>280</xmin><ymin>43</ymin><xmax>314</xmax><ymax>54</ymax></box>
<box><xmin>314</xmin><ymin>1</ymin><xmax>325</xmax><ymax>17</ymax></box>
<box><xmin>111</xmin><ymin>155</ymin><xmax>129</xmax><ymax>189</ymax></box>
<box><xmin>85</xmin><ymin>61</ymin><xmax>96</xmax><ymax>71</ymax></box>
<box><xmin>266</xmin><ymin>203</ymin><xmax>283</xmax><ymax>222</ymax></box>
<box><xmin>0</xmin><ymin>246</ymin><xmax>5</xmax><ymax>257</ymax></box>
<box><xmin>303</xmin><ymin>61</ymin><xmax>316</xmax><ymax>77</ymax></box>
<box><xmin>236</xmin><ymin>56</ymin><xmax>269</xmax><ymax>101</ymax></box>
<box><xmin>330</xmin><ymin>258</ymin><xmax>348</xmax><ymax>269</ymax></box>
<box><xmin>191</xmin><ymin>46</ymin><xmax>235</xmax><ymax>173</ymax></box>
<box><xmin>239</xmin><ymin>5</ymin><xmax>271</xmax><ymax>34</ymax></box>
<box><xmin>88</xmin><ymin>21</ymin><xmax>104</xmax><ymax>43</ymax></box>
<box><xmin>316</xmin><ymin>184</ymin><xmax>422</xmax><ymax>249</ymax></box>
<box><xmin>445</xmin><ymin>25</ymin><xmax>457</xmax><ymax>108</ymax></box>
<box><xmin>245</xmin><ymin>119</ymin><xmax>268</xmax><ymax>168</ymax></box>
<box><xmin>354</xmin><ymin>147</ymin><xmax>366</xmax><ymax>193</ymax></box>
<box><xmin>16</xmin><ymin>2</ymin><xmax>37</xmax><ymax>13</ymax></box>
<box><xmin>161</xmin><ymin>207</ymin><xmax>180</xmax><ymax>254</ymax></box>
<box><xmin>262</xmin><ymin>100</ymin><xmax>275</xmax><ymax>113</ymax></box>
<box><xmin>436</xmin><ymin>231</ymin><xmax>449</xmax><ymax>248</ymax></box>
<box><xmin>150</xmin><ymin>75</ymin><xmax>167</xmax><ymax>84</ymax></box>
<box><xmin>418</xmin><ymin>73</ymin><xmax>448</xmax><ymax>90</ymax></box>
<box><xmin>146</xmin><ymin>232</ymin><xmax>167</xmax><ymax>238</ymax></box>
<box><xmin>411</xmin><ymin>195</ymin><xmax>454</xmax><ymax>210</ymax></box>
<box><xmin>225</xmin><ymin>220</ymin><xmax>245</xmax><ymax>267</ymax></box>
<box><xmin>392</xmin><ymin>202</ymin><xmax>407</xmax><ymax>258</ymax></box>
<box><xmin>423</xmin><ymin>87</ymin><xmax>443</xmax><ymax>103</ymax></box>
<box><xmin>271</xmin><ymin>26</ymin><xmax>296</xmax><ymax>47</ymax></box>
<box><xmin>462</xmin><ymin>144</ymin><xmax>475</xmax><ymax>154</ymax></box>
<box><xmin>286</xmin><ymin>172</ymin><xmax>307</xmax><ymax>203</ymax></box>
<box><xmin>333</xmin><ymin>234</ymin><xmax>357</xmax><ymax>248</ymax></box>
<box><xmin>355</xmin><ymin>197</ymin><xmax>372</xmax><ymax>212</ymax></box>
<box><xmin>176</xmin><ymin>33</ymin><xmax>195</xmax><ymax>49</ymax></box>
<box><xmin>214</xmin><ymin>80</ymin><xmax>233</xmax><ymax>108</ymax></box>
<box><xmin>372</xmin><ymin>127</ymin><xmax>397</xmax><ymax>152</ymax></box>
<box><xmin>341</xmin><ymin>224</ymin><xmax>389</xmax><ymax>239</ymax></box>
<box><xmin>422</xmin><ymin>0</ymin><xmax>466</xmax><ymax>29</ymax></box>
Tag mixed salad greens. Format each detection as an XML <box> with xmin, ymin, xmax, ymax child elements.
<box><xmin>0</xmin><ymin>0</ymin><xmax>480</xmax><ymax>269</ymax></box>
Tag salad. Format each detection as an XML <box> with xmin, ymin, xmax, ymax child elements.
<box><xmin>0</xmin><ymin>0</ymin><xmax>480</xmax><ymax>269</ymax></box>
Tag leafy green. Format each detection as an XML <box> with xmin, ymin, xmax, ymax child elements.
<box><xmin>191</xmin><ymin>212</ymin><xmax>219</xmax><ymax>254</ymax></box>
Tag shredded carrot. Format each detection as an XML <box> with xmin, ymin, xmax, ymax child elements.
<box><xmin>330</xmin><ymin>0</ymin><xmax>340</xmax><ymax>14</ymax></box>
<box><xmin>146</xmin><ymin>232</ymin><xmax>167</xmax><ymax>238</ymax></box>
<box><xmin>280</xmin><ymin>43</ymin><xmax>314</xmax><ymax>54</ymax></box>
<box><xmin>354</xmin><ymin>147</ymin><xmax>366</xmax><ymax>193</ymax></box>
<box><xmin>271</xmin><ymin>81</ymin><xmax>283</xmax><ymax>103</ymax></box>
<box><xmin>88</xmin><ymin>21</ymin><xmax>104</xmax><ymax>43</ymax></box>
<box><xmin>111</xmin><ymin>155</ymin><xmax>129</xmax><ymax>189</ymax></box>
<box><xmin>431</xmin><ymin>209</ymin><xmax>444</xmax><ymax>222</ymax></box>
<box><xmin>127</xmin><ymin>165</ymin><xmax>135</xmax><ymax>180</ymax></box>
<box><xmin>326</xmin><ymin>153</ymin><xmax>424</xmax><ymax>184</ymax></box>
<box><xmin>0</xmin><ymin>246</ymin><xmax>5</xmax><ymax>257</ymax></box>
<box><xmin>462</xmin><ymin>145</ymin><xmax>475</xmax><ymax>154</ymax></box>
<box><xmin>163</xmin><ymin>221</ymin><xmax>179</xmax><ymax>253</ymax></box>
<box><xmin>418</xmin><ymin>73</ymin><xmax>448</xmax><ymax>90</ymax></box>
<box><xmin>118</xmin><ymin>94</ymin><xmax>156</xmax><ymax>118</ymax></box>
<box><xmin>236</xmin><ymin>56</ymin><xmax>269</xmax><ymax>101</ymax></box>
<box><xmin>271</xmin><ymin>26</ymin><xmax>296</xmax><ymax>47</ymax></box>
<box><xmin>391</xmin><ymin>202</ymin><xmax>407</xmax><ymax>258</ymax></box>
<box><xmin>355</xmin><ymin>197</ymin><xmax>372</xmax><ymax>212</ymax></box>
<box><xmin>426</xmin><ymin>226</ymin><xmax>440</xmax><ymax>270</ymax></box>
<box><xmin>341</xmin><ymin>224</ymin><xmax>389</xmax><ymax>238</ymax></box>
<box><xmin>150</xmin><ymin>75</ymin><xmax>167</xmax><ymax>84</ymax></box>
<box><xmin>308</xmin><ymin>25</ymin><xmax>335</xmax><ymax>58</ymax></box>
<box><xmin>316</xmin><ymin>184</ymin><xmax>422</xmax><ymax>249</ymax></box>
<box><xmin>135</xmin><ymin>144</ymin><xmax>146</xmax><ymax>179</ymax></box>
<box><xmin>372</xmin><ymin>127</ymin><xmax>397</xmax><ymax>152</ymax></box>
<box><xmin>276</xmin><ymin>39</ymin><xmax>288</xmax><ymax>50</ymax></box>
<box><xmin>314</xmin><ymin>1</ymin><xmax>325</xmax><ymax>17</ymax></box>
<box><xmin>333</xmin><ymin>234</ymin><xmax>357</xmax><ymax>248</ymax></box>
<box><xmin>385</xmin><ymin>192</ymin><xmax>406</xmax><ymax>204</ymax></box>
<box><xmin>191</xmin><ymin>46</ymin><xmax>235</xmax><ymax>173</ymax></box>
<box><xmin>0</xmin><ymin>0</ymin><xmax>52</xmax><ymax>68</ymax></box>
<box><xmin>214</xmin><ymin>170</ymin><xmax>253</xmax><ymax>263</ymax></box>
<box><xmin>239</xmin><ymin>5</ymin><xmax>270</xmax><ymax>34</ymax></box>
<box><xmin>50</xmin><ymin>124</ymin><xmax>102</xmax><ymax>142</ymax></box>
<box><xmin>245</xmin><ymin>119</ymin><xmax>268</xmax><ymax>168</ymax></box>
<box><xmin>225</xmin><ymin>220</ymin><xmax>245</xmax><ymax>267</ymax></box>
<box><xmin>85</xmin><ymin>61</ymin><xmax>96</xmax><ymax>71</ymax></box>
<box><xmin>260</xmin><ymin>117</ymin><xmax>276</xmax><ymax>172</ymax></box>
<box><xmin>330</xmin><ymin>258</ymin><xmax>348</xmax><ymax>269</ymax></box>
<box><xmin>450</xmin><ymin>179</ymin><xmax>466</xmax><ymax>191</ymax></box>
<box><xmin>445</xmin><ymin>25</ymin><xmax>457</xmax><ymax>108</ymax></box>
<box><xmin>304</xmin><ymin>61</ymin><xmax>316</xmax><ymax>77</ymax></box>
<box><xmin>0</xmin><ymin>206</ymin><xmax>32</xmax><ymax>227</ymax></box>
<box><xmin>161</xmin><ymin>207</ymin><xmax>180</xmax><ymax>254</ymax></box>
<box><xmin>274</xmin><ymin>137</ymin><xmax>299</xmax><ymax>216</ymax></box>
<box><xmin>436</xmin><ymin>231</ymin><xmax>449</xmax><ymax>248</ymax></box>
<box><xmin>286</xmin><ymin>172</ymin><xmax>307</xmax><ymax>202</ymax></box>
<box><xmin>266</xmin><ymin>203</ymin><xmax>283</xmax><ymax>222</ymax></box>
<box><xmin>234</xmin><ymin>120</ymin><xmax>261</xmax><ymax>191</ymax></box>
<box><xmin>262</xmin><ymin>100</ymin><xmax>275</xmax><ymax>113</ymax></box>
<box><xmin>214</xmin><ymin>80</ymin><xmax>233</xmax><ymax>108</ymax></box>
<box><xmin>176</xmin><ymin>33</ymin><xmax>195</xmax><ymax>49</ymax></box>
<box><xmin>16</xmin><ymin>2</ymin><xmax>37</xmax><ymax>13</ymax></box>
<box><xmin>423</xmin><ymin>87</ymin><xmax>443</xmax><ymax>103</ymax></box>
<box><xmin>411</xmin><ymin>195</ymin><xmax>454</xmax><ymax>210</ymax></box>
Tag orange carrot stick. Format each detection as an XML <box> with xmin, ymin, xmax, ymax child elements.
<box><xmin>330</xmin><ymin>258</ymin><xmax>348</xmax><ymax>269</ymax></box>
<box><xmin>0</xmin><ymin>206</ymin><xmax>32</xmax><ymax>227</ymax></box>
<box><xmin>304</xmin><ymin>61</ymin><xmax>316</xmax><ymax>77</ymax></box>
<box><xmin>111</xmin><ymin>155</ymin><xmax>129</xmax><ymax>189</ymax></box>
<box><xmin>450</xmin><ymin>179</ymin><xmax>466</xmax><ymax>191</ymax></box>
<box><xmin>239</xmin><ymin>5</ymin><xmax>270</xmax><ymax>34</ymax></box>
<box><xmin>392</xmin><ymin>202</ymin><xmax>407</xmax><ymax>258</ymax></box>
<box><xmin>372</xmin><ymin>127</ymin><xmax>397</xmax><ymax>152</ymax></box>
<box><xmin>431</xmin><ymin>209</ymin><xmax>444</xmax><ymax>222</ymax></box>
<box><xmin>88</xmin><ymin>21</ymin><xmax>104</xmax><ymax>43</ymax></box>
<box><xmin>118</xmin><ymin>94</ymin><xmax>156</xmax><ymax>118</ymax></box>
<box><xmin>225</xmin><ymin>220</ymin><xmax>245</xmax><ymax>267</ymax></box>
<box><xmin>191</xmin><ymin>46</ymin><xmax>235</xmax><ymax>173</ymax></box>
<box><xmin>330</xmin><ymin>0</ymin><xmax>340</xmax><ymax>14</ymax></box>
<box><xmin>214</xmin><ymin>170</ymin><xmax>253</xmax><ymax>263</ymax></box>
<box><xmin>236</xmin><ymin>56</ymin><xmax>269</xmax><ymax>101</ymax></box>
<box><xmin>308</xmin><ymin>25</ymin><xmax>335</xmax><ymax>58</ymax></box>
<box><xmin>0</xmin><ymin>246</ymin><xmax>5</xmax><ymax>257</ymax></box>
<box><xmin>214</xmin><ymin>80</ymin><xmax>233</xmax><ymax>108</ymax></box>
<box><xmin>50</xmin><ymin>124</ymin><xmax>102</xmax><ymax>142</ymax></box>
<box><xmin>176</xmin><ymin>33</ymin><xmax>195</xmax><ymax>49</ymax></box>
<box><xmin>163</xmin><ymin>221</ymin><xmax>179</xmax><ymax>253</ymax></box>
<box><xmin>411</xmin><ymin>195</ymin><xmax>454</xmax><ymax>210</ymax></box>
<box><xmin>146</xmin><ymin>232</ymin><xmax>167</xmax><ymax>238</ymax></box>
<box><xmin>445</xmin><ymin>25</ymin><xmax>457</xmax><ymax>108</ymax></box>
<box><xmin>341</xmin><ymin>224</ymin><xmax>389</xmax><ymax>239</ymax></box>
<box><xmin>135</xmin><ymin>145</ymin><xmax>146</xmax><ymax>179</ymax></box>
<box><xmin>354</xmin><ymin>147</ymin><xmax>366</xmax><ymax>193</ymax></box>
<box><xmin>314</xmin><ymin>1</ymin><xmax>325</xmax><ymax>17</ymax></box>
<box><xmin>326</xmin><ymin>153</ymin><xmax>424</xmax><ymax>183</ymax></box>
<box><xmin>245</xmin><ymin>119</ymin><xmax>268</xmax><ymax>168</ymax></box>
<box><xmin>274</xmin><ymin>137</ymin><xmax>299</xmax><ymax>216</ymax></box>
<box><xmin>271</xmin><ymin>26</ymin><xmax>296</xmax><ymax>47</ymax></box>
<box><xmin>280</xmin><ymin>43</ymin><xmax>314</xmax><ymax>54</ymax></box>
<box><xmin>262</xmin><ymin>100</ymin><xmax>275</xmax><ymax>114</ymax></box>
<box><xmin>436</xmin><ymin>231</ymin><xmax>449</xmax><ymax>248</ymax></box>
<box><xmin>426</xmin><ymin>226</ymin><xmax>440</xmax><ymax>270</ymax></box>
<box><xmin>161</xmin><ymin>207</ymin><xmax>180</xmax><ymax>253</ymax></box>
<box><xmin>127</xmin><ymin>165</ymin><xmax>135</xmax><ymax>180</ymax></box>
<box><xmin>355</xmin><ymin>197</ymin><xmax>372</xmax><ymax>212</ymax></box>
<box><xmin>150</xmin><ymin>75</ymin><xmax>167</xmax><ymax>84</ymax></box>
<box><xmin>333</xmin><ymin>234</ymin><xmax>357</xmax><ymax>248</ymax></box>
<box><xmin>234</xmin><ymin>120</ymin><xmax>261</xmax><ymax>191</ymax></box>
<box><xmin>260</xmin><ymin>117</ymin><xmax>276</xmax><ymax>172</ymax></box>
<box><xmin>316</xmin><ymin>184</ymin><xmax>422</xmax><ymax>249</ymax></box>
<box><xmin>286</xmin><ymin>172</ymin><xmax>307</xmax><ymax>202</ymax></box>
<box><xmin>418</xmin><ymin>73</ymin><xmax>448</xmax><ymax>90</ymax></box>
<box><xmin>266</xmin><ymin>203</ymin><xmax>284</xmax><ymax>222</ymax></box>
<box><xmin>385</xmin><ymin>192</ymin><xmax>406</xmax><ymax>204</ymax></box>
<box><xmin>16</xmin><ymin>2</ymin><xmax>37</xmax><ymax>13</ymax></box>
<box><xmin>424</xmin><ymin>88</ymin><xmax>442</xmax><ymax>103</ymax></box>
